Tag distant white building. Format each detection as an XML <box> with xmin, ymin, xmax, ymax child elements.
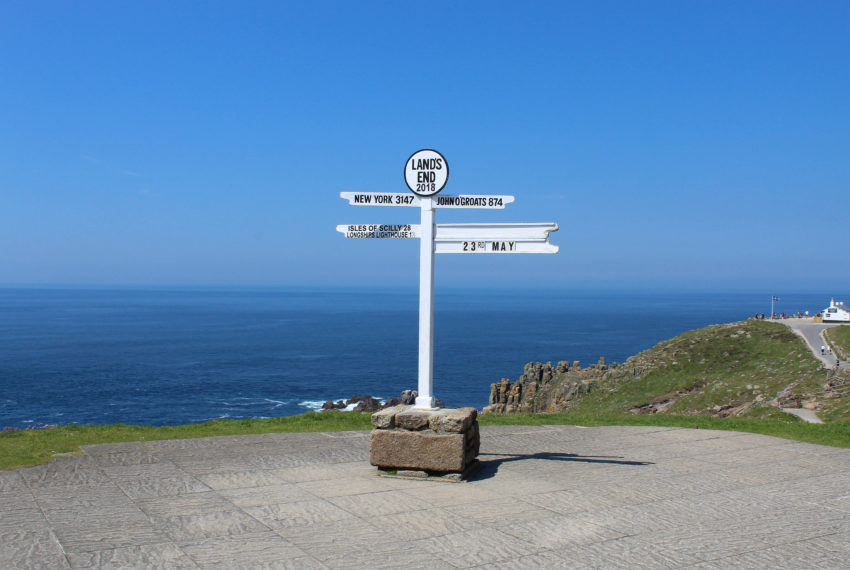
<box><xmin>822</xmin><ymin>298</ymin><xmax>850</xmax><ymax>322</ymax></box>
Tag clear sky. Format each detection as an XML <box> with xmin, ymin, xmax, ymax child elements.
<box><xmin>2</xmin><ymin>1</ymin><xmax>848</xmax><ymax>292</ymax></box>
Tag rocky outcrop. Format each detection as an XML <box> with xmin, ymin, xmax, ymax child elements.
<box><xmin>322</xmin><ymin>394</ymin><xmax>383</xmax><ymax>412</ymax></box>
<box><xmin>484</xmin><ymin>359</ymin><xmax>610</xmax><ymax>414</ymax></box>
<box><xmin>322</xmin><ymin>390</ymin><xmax>444</xmax><ymax>413</ymax></box>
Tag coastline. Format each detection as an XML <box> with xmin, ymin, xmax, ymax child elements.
<box><xmin>1</xmin><ymin>288</ymin><xmax>841</xmax><ymax>429</ymax></box>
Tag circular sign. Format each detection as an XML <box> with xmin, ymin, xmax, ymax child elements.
<box><xmin>404</xmin><ymin>149</ymin><xmax>449</xmax><ymax>197</ymax></box>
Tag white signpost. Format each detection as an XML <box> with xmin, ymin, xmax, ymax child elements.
<box><xmin>338</xmin><ymin>150</ymin><xmax>558</xmax><ymax>409</ymax></box>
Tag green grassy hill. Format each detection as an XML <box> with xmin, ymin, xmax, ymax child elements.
<box><xmin>825</xmin><ymin>325</ymin><xmax>850</xmax><ymax>362</ymax></box>
<box><xmin>486</xmin><ymin>320</ymin><xmax>850</xmax><ymax>422</ymax></box>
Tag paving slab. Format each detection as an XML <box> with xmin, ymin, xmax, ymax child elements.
<box><xmin>2</xmin><ymin>425</ymin><xmax>849</xmax><ymax>568</ymax></box>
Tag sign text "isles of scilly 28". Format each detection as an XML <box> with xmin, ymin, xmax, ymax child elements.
<box><xmin>335</xmin><ymin>224</ymin><xmax>421</xmax><ymax>238</ymax></box>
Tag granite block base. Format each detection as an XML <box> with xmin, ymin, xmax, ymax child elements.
<box><xmin>370</xmin><ymin>406</ymin><xmax>479</xmax><ymax>475</ymax></box>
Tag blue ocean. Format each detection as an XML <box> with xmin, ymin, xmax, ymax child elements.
<box><xmin>0</xmin><ymin>287</ymin><xmax>834</xmax><ymax>429</ymax></box>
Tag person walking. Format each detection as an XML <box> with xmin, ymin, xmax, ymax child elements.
<box><xmin>821</xmin><ymin>345</ymin><xmax>826</xmax><ymax>355</ymax></box>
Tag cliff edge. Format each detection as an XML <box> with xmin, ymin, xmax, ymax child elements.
<box><xmin>484</xmin><ymin>320</ymin><xmax>850</xmax><ymax>421</ymax></box>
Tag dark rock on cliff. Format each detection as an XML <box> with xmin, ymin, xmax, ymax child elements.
<box><xmin>485</xmin><ymin>360</ymin><xmax>596</xmax><ymax>414</ymax></box>
<box><xmin>324</xmin><ymin>391</ymin><xmax>445</xmax><ymax>413</ymax></box>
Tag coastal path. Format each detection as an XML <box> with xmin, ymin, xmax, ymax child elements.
<box><xmin>3</xmin><ymin>425</ymin><xmax>850</xmax><ymax>568</ymax></box>
<box><xmin>778</xmin><ymin>318</ymin><xmax>850</xmax><ymax>371</ymax></box>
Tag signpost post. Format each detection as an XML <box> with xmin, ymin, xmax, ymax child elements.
<box><xmin>338</xmin><ymin>149</ymin><xmax>558</xmax><ymax>409</ymax></box>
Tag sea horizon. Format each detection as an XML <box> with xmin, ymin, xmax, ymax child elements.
<box><xmin>2</xmin><ymin>282</ymin><xmax>846</xmax><ymax>295</ymax></box>
<box><xmin>1</xmin><ymin>286</ymin><xmax>842</xmax><ymax>430</ymax></box>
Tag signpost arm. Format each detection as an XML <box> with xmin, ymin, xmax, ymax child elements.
<box><xmin>415</xmin><ymin>197</ymin><xmax>436</xmax><ymax>408</ymax></box>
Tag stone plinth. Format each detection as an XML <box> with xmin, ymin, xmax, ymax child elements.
<box><xmin>370</xmin><ymin>406</ymin><xmax>479</xmax><ymax>475</ymax></box>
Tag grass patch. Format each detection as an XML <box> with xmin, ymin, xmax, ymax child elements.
<box><xmin>3</xmin><ymin>409</ymin><xmax>849</xmax><ymax>471</ymax></box>
<box><xmin>0</xmin><ymin>411</ymin><xmax>373</xmax><ymax>470</ymax></box>
<box><xmin>478</xmin><ymin>412</ymin><xmax>850</xmax><ymax>448</ymax></box>
<box><xmin>825</xmin><ymin>325</ymin><xmax>850</xmax><ymax>361</ymax></box>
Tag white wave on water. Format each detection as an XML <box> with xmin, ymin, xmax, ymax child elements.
<box><xmin>221</xmin><ymin>397</ymin><xmax>256</xmax><ymax>407</ymax></box>
<box><xmin>220</xmin><ymin>397</ymin><xmax>288</xmax><ymax>409</ymax></box>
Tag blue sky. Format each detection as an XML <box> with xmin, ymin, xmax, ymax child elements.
<box><xmin>2</xmin><ymin>1</ymin><xmax>848</xmax><ymax>292</ymax></box>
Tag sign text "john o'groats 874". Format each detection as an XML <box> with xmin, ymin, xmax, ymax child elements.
<box><xmin>337</xmin><ymin>149</ymin><xmax>558</xmax><ymax>409</ymax></box>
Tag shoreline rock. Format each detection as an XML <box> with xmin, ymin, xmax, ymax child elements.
<box><xmin>322</xmin><ymin>390</ymin><xmax>445</xmax><ymax>413</ymax></box>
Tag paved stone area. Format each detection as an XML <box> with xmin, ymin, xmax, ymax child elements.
<box><xmin>3</xmin><ymin>425</ymin><xmax>849</xmax><ymax>568</ymax></box>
